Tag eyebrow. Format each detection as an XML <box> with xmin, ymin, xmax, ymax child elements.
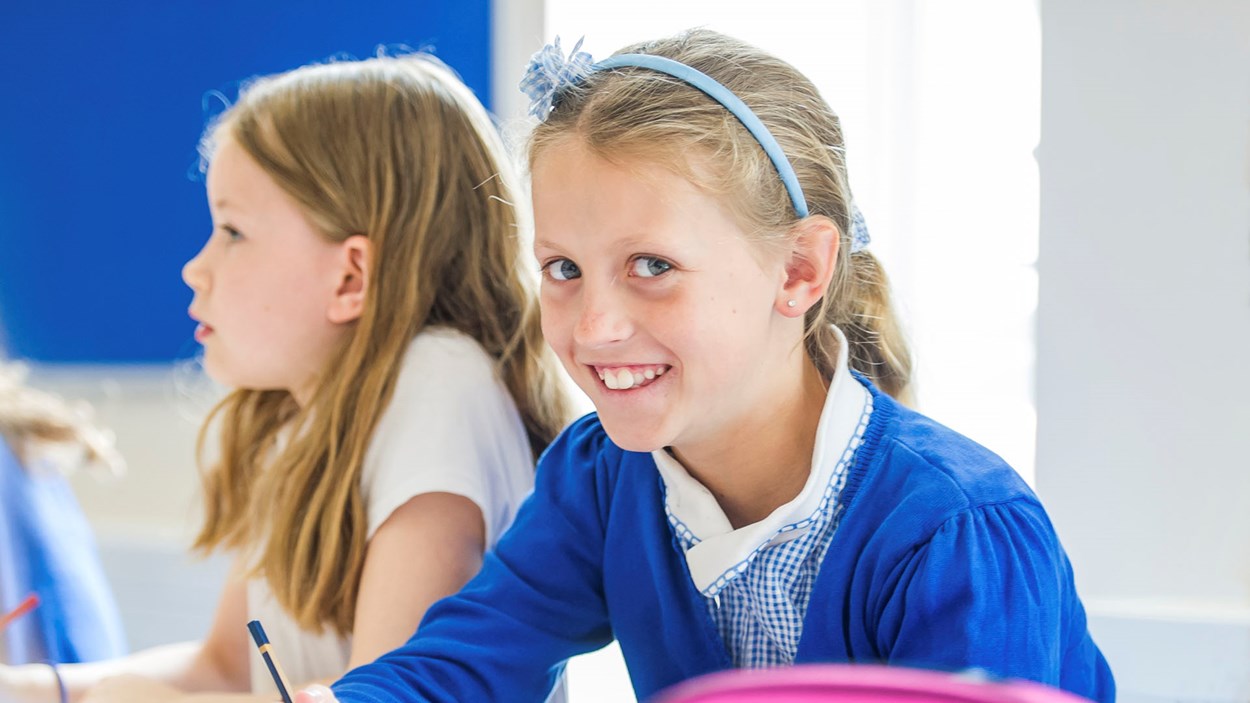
<box><xmin>532</xmin><ymin>238</ymin><xmax>565</xmax><ymax>252</ymax></box>
<box><xmin>533</xmin><ymin>234</ymin><xmax>671</xmax><ymax>254</ymax></box>
<box><xmin>614</xmin><ymin>235</ymin><xmax>667</xmax><ymax>250</ymax></box>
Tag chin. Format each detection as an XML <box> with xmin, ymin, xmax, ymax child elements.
<box><xmin>199</xmin><ymin>358</ymin><xmax>232</xmax><ymax>388</ymax></box>
<box><xmin>200</xmin><ymin>361</ymin><xmax>267</xmax><ymax>394</ymax></box>
<box><xmin>596</xmin><ymin>414</ymin><xmax>672</xmax><ymax>454</ymax></box>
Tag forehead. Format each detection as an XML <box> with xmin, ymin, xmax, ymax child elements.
<box><xmin>532</xmin><ymin>139</ymin><xmax>728</xmax><ymax>240</ymax></box>
<box><xmin>203</xmin><ymin>135</ymin><xmax>329</xmax><ymax>248</ymax></box>
<box><xmin>204</xmin><ymin>135</ymin><xmax>269</xmax><ymax>206</ymax></box>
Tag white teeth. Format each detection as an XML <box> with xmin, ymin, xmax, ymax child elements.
<box><xmin>597</xmin><ymin>365</ymin><xmax>669</xmax><ymax>390</ymax></box>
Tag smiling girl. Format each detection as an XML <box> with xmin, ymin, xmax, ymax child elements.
<box><xmin>305</xmin><ymin>30</ymin><xmax>1114</xmax><ymax>703</ymax></box>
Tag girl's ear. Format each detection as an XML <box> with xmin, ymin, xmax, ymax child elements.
<box><xmin>777</xmin><ymin>216</ymin><xmax>840</xmax><ymax>318</ymax></box>
<box><xmin>327</xmin><ymin>235</ymin><xmax>372</xmax><ymax>324</ymax></box>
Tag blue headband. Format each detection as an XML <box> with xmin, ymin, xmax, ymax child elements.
<box><xmin>520</xmin><ymin>37</ymin><xmax>871</xmax><ymax>253</ymax></box>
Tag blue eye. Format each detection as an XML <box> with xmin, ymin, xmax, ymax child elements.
<box><xmin>631</xmin><ymin>256</ymin><xmax>672</xmax><ymax>278</ymax></box>
<box><xmin>221</xmin><ymin>225</ymin><xmax>243</xmax><ymax>242</ymax></box>
<box><xmin>543</xmin><ymin>258</ymin><xmax>581</xmax><ymax>281</ymax></box>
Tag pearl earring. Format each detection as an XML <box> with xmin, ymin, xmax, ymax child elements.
<box><xmin>787</xmin><ymin>300</ymin><xmax>797</xmax><ymax>308</ymax></box>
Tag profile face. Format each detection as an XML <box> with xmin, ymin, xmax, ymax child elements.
<box><xmin>532</xmin><ymin>139</ymin><xmax>791</xmax><ymax>454</ymax></box>
<box><xmin>182</xmin><ymin>136</ymin><xmax>347</xmax><ymax>397</ymax></box>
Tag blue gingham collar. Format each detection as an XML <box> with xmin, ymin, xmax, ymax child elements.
<box><xmin>653</xmin><ymin>325</ymin><xmax>872</xmax><ymax>594</ymax></box>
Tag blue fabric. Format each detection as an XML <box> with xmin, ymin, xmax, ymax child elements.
<box><xmin>0</xmin><ymin>437</ymin><xmax>126</xmax><ymax>663</ymax></box>
<box><xmin>519</xmin><ymin>36</ymin><xmax>595</xmax><ymax>119</ymax></box>
<box><xmin>333</xmin><ymin>379</ymin><xmax>1114</xmax><ymax>703</ymax></box>
<box><xmin>685</xmin><ymin>392</ymin><xmax>871</xmax><ymax>667</ymax></box>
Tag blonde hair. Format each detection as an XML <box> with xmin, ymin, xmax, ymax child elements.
<box><xmin>0</xmin><ymin>362</ymin><xmax>122</xmax><ymax>473</ymax></box>
<box><xmin>529</xmin><ymin>30</ymin><xmax>912</xmax><ymax>401</ymax></box>
<box><xmin>193</xmin><ymin>55</ymin><xmax>570</xmax><ymax>635</ymax></box>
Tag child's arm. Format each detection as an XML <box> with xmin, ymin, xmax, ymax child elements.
<box><xmin>168</xmin><ymin>561</ymin><xmax>254</xmax><ymax>693</ymax></box>
<box><xmin>69</xmin><ymin>493</ymin><xmax>484</xmax><ymax>703</ymax></box>
<box><xmin>873</xmin><ymin>501</ymin><xmax>1113</xmax><ymax>701</ymax></box>
<box><xmin>0</xmin><ymin>560</ymin><xmax>251</xmax><ymax>703</ymax></box>
<box><xmin>345</xmin><ymin>491</ymin><xmax>485</xmax><ymax>668</ymax></box>
<box><xmin>328</xmin><ymin>417</ymin><xmax>616</xmax><ymax>703</ymax></box>
<box><xmin>217</xmin><ymin>416</ymin><xmax>615</xmax><ymax>703</ymax></box>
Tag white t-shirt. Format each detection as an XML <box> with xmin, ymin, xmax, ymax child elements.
<box><xmin>247</xmin><ymin>327</ymin><xmax>538</xmax><ymax>693</ymax></box>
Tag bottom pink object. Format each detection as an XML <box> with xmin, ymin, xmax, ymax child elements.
<box><xmin>651</xmin><ymin>664</ymin><xmax>1091</xmax><ymax>703</ymax></box>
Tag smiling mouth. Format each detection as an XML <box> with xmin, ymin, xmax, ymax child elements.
<box><xmin>593</xmin><ymin>364</ymin><xmax>671</xmax><ymax>391</ymax></box>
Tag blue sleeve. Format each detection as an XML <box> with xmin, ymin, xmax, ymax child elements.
<box><xmin>873</xmin><ymin>500</ymin><xmax>1114</xmax><ymax>702</ymax></box>
<box><xmin>332</xmin><ymin>416</ymin><xmax>615</xmax><ymax>703</ymax></box>
<box><xmin>0</xmin><ymin>438</ymin><xmax>127</xmax><ymax>664</ymax></box>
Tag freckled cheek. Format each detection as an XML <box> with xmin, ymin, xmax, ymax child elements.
<box><xmin>539</xmin><ymin>298</ymin><xmax>576</xmax><ymax>351</ymax></box>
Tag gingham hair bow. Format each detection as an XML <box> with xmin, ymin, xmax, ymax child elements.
<box><xmin>850</xmin><ymin>206</ymin><xmax>870</xmax><ymax>254</ymax></box>
<box><xmin>519</xmin><ymin>36</ymin><xmax>594</xmax><ymax>120</ymax></box>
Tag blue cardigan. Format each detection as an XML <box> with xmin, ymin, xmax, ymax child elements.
<box><xmin>0</xmin><ymin>436</ymin><xmax>127</xmax><ymax>663</ymax></box>
<box><xmin>334</xmin><ymin>382</ymin><xmax>1114</xmax><ymax>702</ymax></box>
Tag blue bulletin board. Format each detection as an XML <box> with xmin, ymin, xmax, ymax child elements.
<box><xmin>0</xmin><ymin>1</ymin><xmax>492</xmax><ymax>363</ymax></box>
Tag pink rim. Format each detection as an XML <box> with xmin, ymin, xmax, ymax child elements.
<box><xmin>650</xmin><ymin>664</ymin><xmax>1092</xmax><ymax>703</ymax></box>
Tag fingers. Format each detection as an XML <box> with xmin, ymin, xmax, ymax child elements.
<box><xmin>294</xmin><ymin>683</ymin><xmax>338</xmax><ymax>703</ymax></box>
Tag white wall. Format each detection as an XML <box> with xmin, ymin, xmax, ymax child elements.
<box><xmin>1036</xmin><ymin>1</ymin><xmax>1250</xmax><ymax>700</ymax></box>
<box><xmin>491</xmin><ymin>0</ymin><xmax>545</xmax><ymax>127</ymax></box>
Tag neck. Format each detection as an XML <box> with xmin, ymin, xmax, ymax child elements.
<box><xmin>671</xmin><ymin>351</ymin><xmax>829</xmax><ymax>529</ymax></box>
<box><xmin>289</xmin><ymin>372</ymin><xmax>321</xmax><ymax>409</ymax></box>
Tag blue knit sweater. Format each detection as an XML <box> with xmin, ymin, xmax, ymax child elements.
<box><xmin>0</xmin><ymin>437</ymin><xmax>126</xmax><ymax>663</ymax></box>
<box><xmin>334</xmin><ymin>381</ymin><xmax>1114</xmax><ymax>702</ymax></box>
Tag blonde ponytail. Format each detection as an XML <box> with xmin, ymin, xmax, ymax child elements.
<box><xmin>809</xmin><ymin>251</ymin><xmax>912</xmax><ymax>403</ymax></box>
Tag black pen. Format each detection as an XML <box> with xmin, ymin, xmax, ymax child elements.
<box><xmin>247</xmin><ymin>619</ymin><xmax>294</xmax><ymax>703</ymax></box>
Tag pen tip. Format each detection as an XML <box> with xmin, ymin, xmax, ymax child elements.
<box><xmin>247</xmin><ymin>619</ymin><xmax>267</xmax><ymax>644</ymax></box>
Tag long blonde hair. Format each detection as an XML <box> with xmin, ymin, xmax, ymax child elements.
<box><xmin>193</xmin><ymin>55</ymin><xmax>570</xmax><ymax>635</ymax></box>
<box><xmin>529</xmin><ymin>30</ymin><xmax>912</xmax><ymax>401</ymax></box>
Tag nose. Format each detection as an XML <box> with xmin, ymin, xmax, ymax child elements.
<box><xmin>573</xmin><ymin>278</ymin><xmax>634</xmax><ymax>349</ymax></box>
<box><xmin>181</xmin><ymin>244</ymin><xmax>210</xmax><ymax>292</ymax></box>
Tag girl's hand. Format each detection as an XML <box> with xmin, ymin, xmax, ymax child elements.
<box><xmin>294</xmin><ymin>684</ymin><xmax>338</xmax><ymax>702</ymax></box>
<box><xmin>82</xmin><ymin>674</ymin><xmax>184</xmax><ymax>703</ymax></box>
<box><xmin>0</xmin><ymin>663</ymin><xmax>58</xmax><ymax>703</ymax></box>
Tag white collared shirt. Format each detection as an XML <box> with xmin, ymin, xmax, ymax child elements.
<box><xmin>654</xmin><ymin>326</ymin><xmax>873</xmax><ymax>666</ymax></box>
